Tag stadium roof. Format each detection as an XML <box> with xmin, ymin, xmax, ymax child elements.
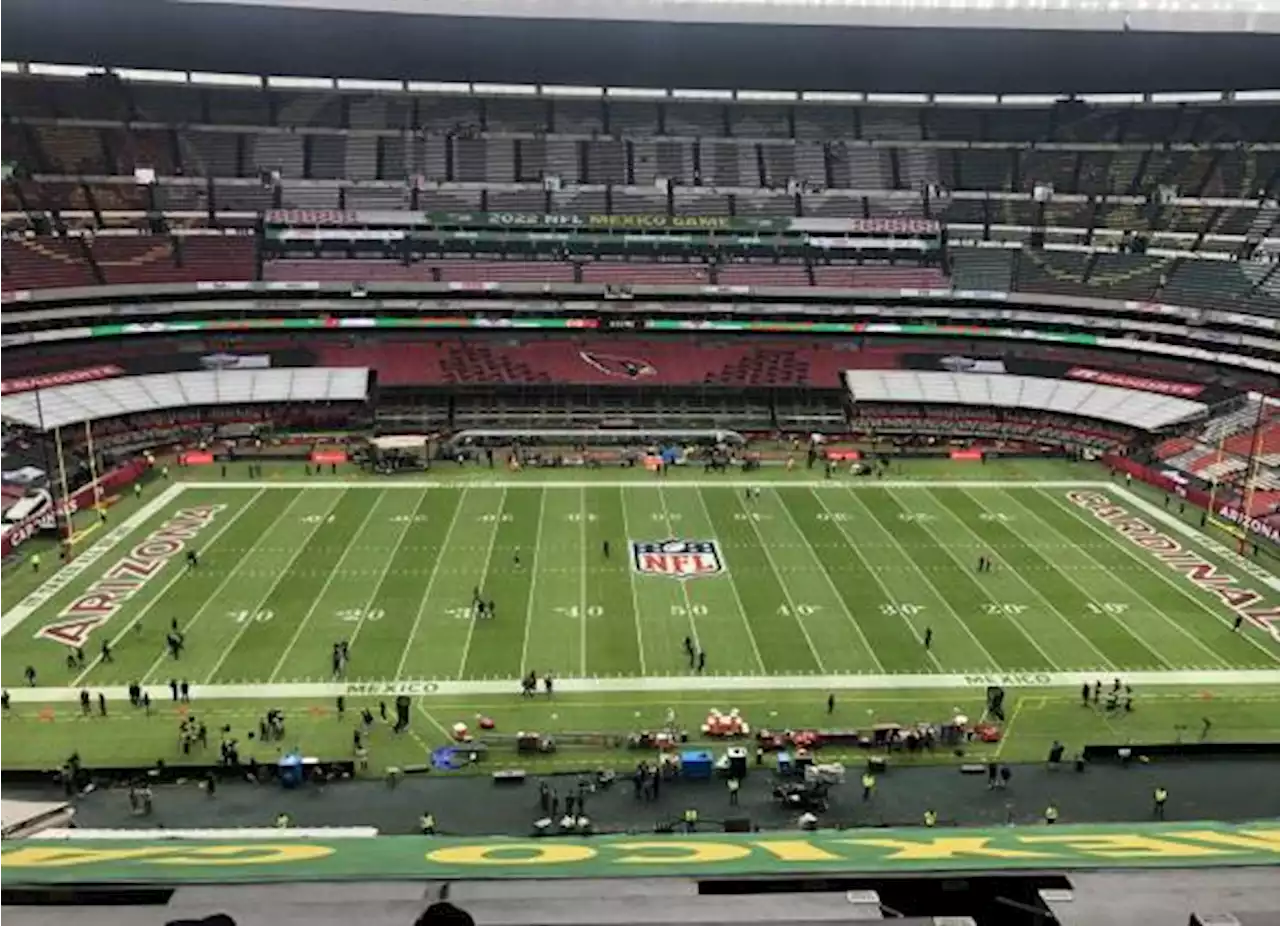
<box><xmin>4</xmin><ymin>0</ymin><xmax>1280</xmax><ymax>93</ymax></box>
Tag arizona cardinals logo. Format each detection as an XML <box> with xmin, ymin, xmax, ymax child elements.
<box><xmin>632</xmin><ymin>540</ymin><xmax>725</xmax><ymax>580</ymax></box>
<box><xmin>580</xmin><ymin>351</ymin><xmax>656</xmax><ymax>380</ymax></box>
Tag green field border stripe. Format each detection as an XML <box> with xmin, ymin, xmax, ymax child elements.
<box><xmin>4</xmin><ymin>822</ymin><xmax>1278</xmax><ymax>884</ymax></box>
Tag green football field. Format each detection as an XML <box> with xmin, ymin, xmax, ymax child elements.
<box><xmin>2</xmin><ymin>460</ymin><xmax>1278</xmax><ymax>772</ymax></box>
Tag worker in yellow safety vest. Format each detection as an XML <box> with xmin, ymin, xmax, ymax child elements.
<box><xmin>420</xmin><ymin>812</ymin><xmax>436</xmax><ymax>834</ymax></box>
<box><xmin>923</xmin><ymin>809</ymin><xmax>937</xmax><ymax>828</ymax></box>
<box><xmin>275</xmin><ymin>812</ymin><xmax>291</xmax><ymax>828</ymax></box>
<box><xmin>861</xmin><ymin>772</ymin><xmax>875</xmax><ymax>800</ymax></box>
<box><xmin>1044</xmin><ymin>803</ymin><xmax>1059</xmax><ymax>825</ymax></box>
<box><xmin>683</xmin><ymin>808</ymin><xmax>699</xmax><ymax>833</ymax></box>
<box><xmin>1153</xmin><ymin>787</ymin><xmax>1168</xmax><ymax>820</ymax></box>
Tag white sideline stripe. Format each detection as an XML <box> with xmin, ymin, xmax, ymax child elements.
<box><xmin>1</xmin><ymin>484</ymin><xmax>186</xmax><ymax>636</ymax></box>
<box><xmin>180</xmin><ymin>480</ymin><xmax>1113</xmax><ymax>490</ymax></box>
<box><xmin>10</xmin><ymin>668</ymin><xmax>1278</xmax><ymax>703</ymax></box>
<box><xmin>1112</xmin><ymin>485</ymin><xmax>1280</xmax><ymax>594</ymax></box>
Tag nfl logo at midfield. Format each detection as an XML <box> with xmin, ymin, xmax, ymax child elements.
<box><xmin>632</xmin><ymin>540</ymin><xmax>725</xmax><ymax>580</ymax></box>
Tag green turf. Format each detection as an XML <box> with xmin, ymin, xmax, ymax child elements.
<box><xmin>3</xmin><ymin>686</ymin><xmax>1277</xmax><ymax>774</ymax></box>
<box><xmin>3</xmin><ymin>459</ymin><xmax>1277</xmax><ymax>772</ymax></box>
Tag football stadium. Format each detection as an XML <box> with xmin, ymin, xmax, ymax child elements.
<box><xmin>1</xmin><ymin>0</ymin><xmax>1279</xmax><ymax>922</ymax></box>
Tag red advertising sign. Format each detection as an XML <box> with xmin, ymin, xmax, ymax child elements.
<box><xmin>180</xmin><ymin>451</ymin><xmax>215</xmax><ymax>465</ymax></box>
<box><xmin>950</xmin><ymin>450</ymin><xmax>984</xmax><ymax>461</ymax></box>
<box><xmin>311</xmin><ymin>450</ymin><xmax>348</xmax><ymax>464</ymax></box>
<box><xmin>826</xmin><ymin>450</ymin><xmax>862</xmax><ymax>461</ymax></box>
<box><xmin>0</xmin><ymin>459</ymin><xmax>148</xmax><ymax>558</ymax></box>
<box><xmin>1</xmin><ymin>365</ymin><xmax>125</xmax><ymax>395</ymax></box>
<box><xmin>1066</xmin><ymin>367</ymin><xmax>1205</xmax><ymax>398</ymax></box>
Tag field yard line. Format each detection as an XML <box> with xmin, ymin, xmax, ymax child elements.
<box><xmin>1037</xmin><ymin>489</ymin><xmax>1260</xmax><ymax>667</ymax></box>
<box><xmin>890</xmin><ymin>486</ymin><xmax>1064</xmax><ymax>671</ymax></box>
<box><xmin>267</xmin><ymin>491</ymin><xmax>391</xmax><ymax>682</ymax></box>
<box><xmin>3</xmin><ymin>482</ymin><xmax>187</xmax><ymax>635</ymax></box>
<box><xmin>415</xmin><ymin>701</ymin><xmax>454</xmax><ymax>741</ymax></box>
<box><xmin>656</xmin><ymin>487</ymin><xmax>703</xmax><ymax>654</ymax></box>
<box><xmin>199</xmin><ymin>490</ymin><xmax>349</xmax><ymax>685</ymax></box>
<box><xmin>690</xmin><ymin>487</ymin><xmax>768</xmax><ymax>674</ymax></box>
<box><xmin>991</xmin><ymin>694</ymin><xmax>1027</xmax><ymax>760</ymax></box>
<box><xmin>772</xmin><ymin>488</ymin><xmax>883</xmax><ymax>672</ymax></box>
<box><xmin>727</xmin><ymin>489</ymin><xmax>827</xmax><ymax>672</ymax></box>
<box><xmin>840</xmin><ymin>488</ymin><xmax>1001</xmax><ymax>671</ymax></box>
<box><xmin>807</xmin><ymin>488</ymin><xmax>944</xmax><ymax>672</ymax></box>
<box><xmin>345</xmin><ymin>502</ymin><xmax>422</xmax><ymax>653</ymax></box>
<box><xmin>71</xmin><ymin>488</ymin><xmax>266</xmax><ymax>686</ymax></box>
<box><xmin>517</xmin><ymin>487</ymin><xmax>547</xmax><ymax>678</ymax></box>
<box><xmin>187</xmin><ymin>480</ymin><xmax>1114</xmax><ymax>490</ymax></box>
<box><xmin>579</xmin><ymin>487</ymin><xmax>588</xmax><ymax>678</ymax></box>
<box><xmin>942</xmin><ymin>488</ymin><xmax>1125</xmax><ymax>670</ymax></box>
<box><xmin>16</xmin><ymin>667</ymin><xmax>1278</xmax><ymax>702</ymax></box>
<box><xmin>393</xmin><ymin>487</ymin><xmax>469</xmax><ymax>681</ymax></box>
<box><xmin>1000</xmin><ymin>489</ymin><xmax>1190</xmax><ymax>668</ymax></box>
<box><xmin>618</xmin><ymin>489</ymin><xmax>648</xmax><ymax>676</ymax></box>
<box><xmin>460</xmin><ymin>487</ymin><xmax>507</xmax><ymax>679</ymax></box>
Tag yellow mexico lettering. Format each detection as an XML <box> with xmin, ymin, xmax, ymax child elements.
<box><xmin>1</xmin><ymin>847</ymin><xmax>170</xmax><ymax>868</ymax></box>
<box><xmin>149</xmin><ymin>844</ymin><xmax>334</xmax><ymax>866</ymax></box>
<box><xmin>611</xmin><ymin>841</ymin><xmax>751</xmax><ymax>864</ymax></box>
<box><xmin>428</xmin><ymin>843</ymin><xmax>596</xmax><ymax>866</ymax></box>
<box><xmin>841</xmin><ymin>838</ymin><xmax>1052</xmax><ymax>861</ymax></box>
<box><xmin>1166</xmin><ymin>830</ymin><xmax>1280</xmax><ymax>854</ymax></box>
<box><xmin>1018</xmin><ymin>834</ymin><xmax>1228</xmax><ymax>859</ymax></box>
<box><xmin>752</xmin><ymin>840</ymin><xmax>845</xmax><ymax>862</ymax></box>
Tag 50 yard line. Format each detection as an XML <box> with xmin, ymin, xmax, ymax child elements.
<box><xmin>657</xmin><ymin>485</ymin><xmax>702</xmax><ymax>657</ymax></box>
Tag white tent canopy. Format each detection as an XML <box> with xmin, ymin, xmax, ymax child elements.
<box><xmin>1</xmin><ymin>368</ymin><xmax>369</xmax><ymax>430</ymax></box>
<box><xmin>844</xmin><ymin>370</ymin><xmax>1207</xmax><ymax>432</ymax></box>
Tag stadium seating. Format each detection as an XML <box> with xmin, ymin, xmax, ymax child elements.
<box><xmin>1163</xmin><ymin>260</ymin><xmax>1280</xmax><ymax>315</ymax></box>
<box><xmin>2</xmin><ymin>72</ymin><xmax>1277</xmax><ymax>320</ymax></box>
<box><xmin>811</xmin><ymin>264</ymin><xmax>950</xmax><ymax>289</ymax></box>
<box><xmin>714</xmin><ymin>262</ymin><xmax>811</xmax><ymax>286</ymax></box>
<box><xmin>310</xmin><ymin>338</ymin><xmax>858</xmax><ymax>387</ymax></box>
<box><xmin>1</xmin><ymin>235</ymin><xmax>257</xmax><ymax>291</ymax></box>
<box><xmin>265</xmin><ymin>259</ymin><xmax>434</xmax><ymax>283</ymax></box>
<box><xmin>950</xmin><ymin>249</ymin><xmax>1016</xmax><ymax>292</ymax></box>
<box><xmin>1</xmin><ymin>238</ymin><xmax>97</xmax><ymax>290</ymax></box>
<box><xmin>580</xmin><ymin>262</ymin><xmax>710</xmax><ymax>285</ymax></box>
<box><xmin>434</xmin><ymin>260</ymin><xmax>576</xmax><ymax>284</ymax></box>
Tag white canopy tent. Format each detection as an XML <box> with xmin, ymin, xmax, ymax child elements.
<box><xmin>1</xmin><ymin>368</ymin><xmax>370</xmax><ymax>430</ymax></box>
<box><xmin>843</xmin><ymin>370</ymin><xmax>1207</xmax><ymax>431</ymax></box>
